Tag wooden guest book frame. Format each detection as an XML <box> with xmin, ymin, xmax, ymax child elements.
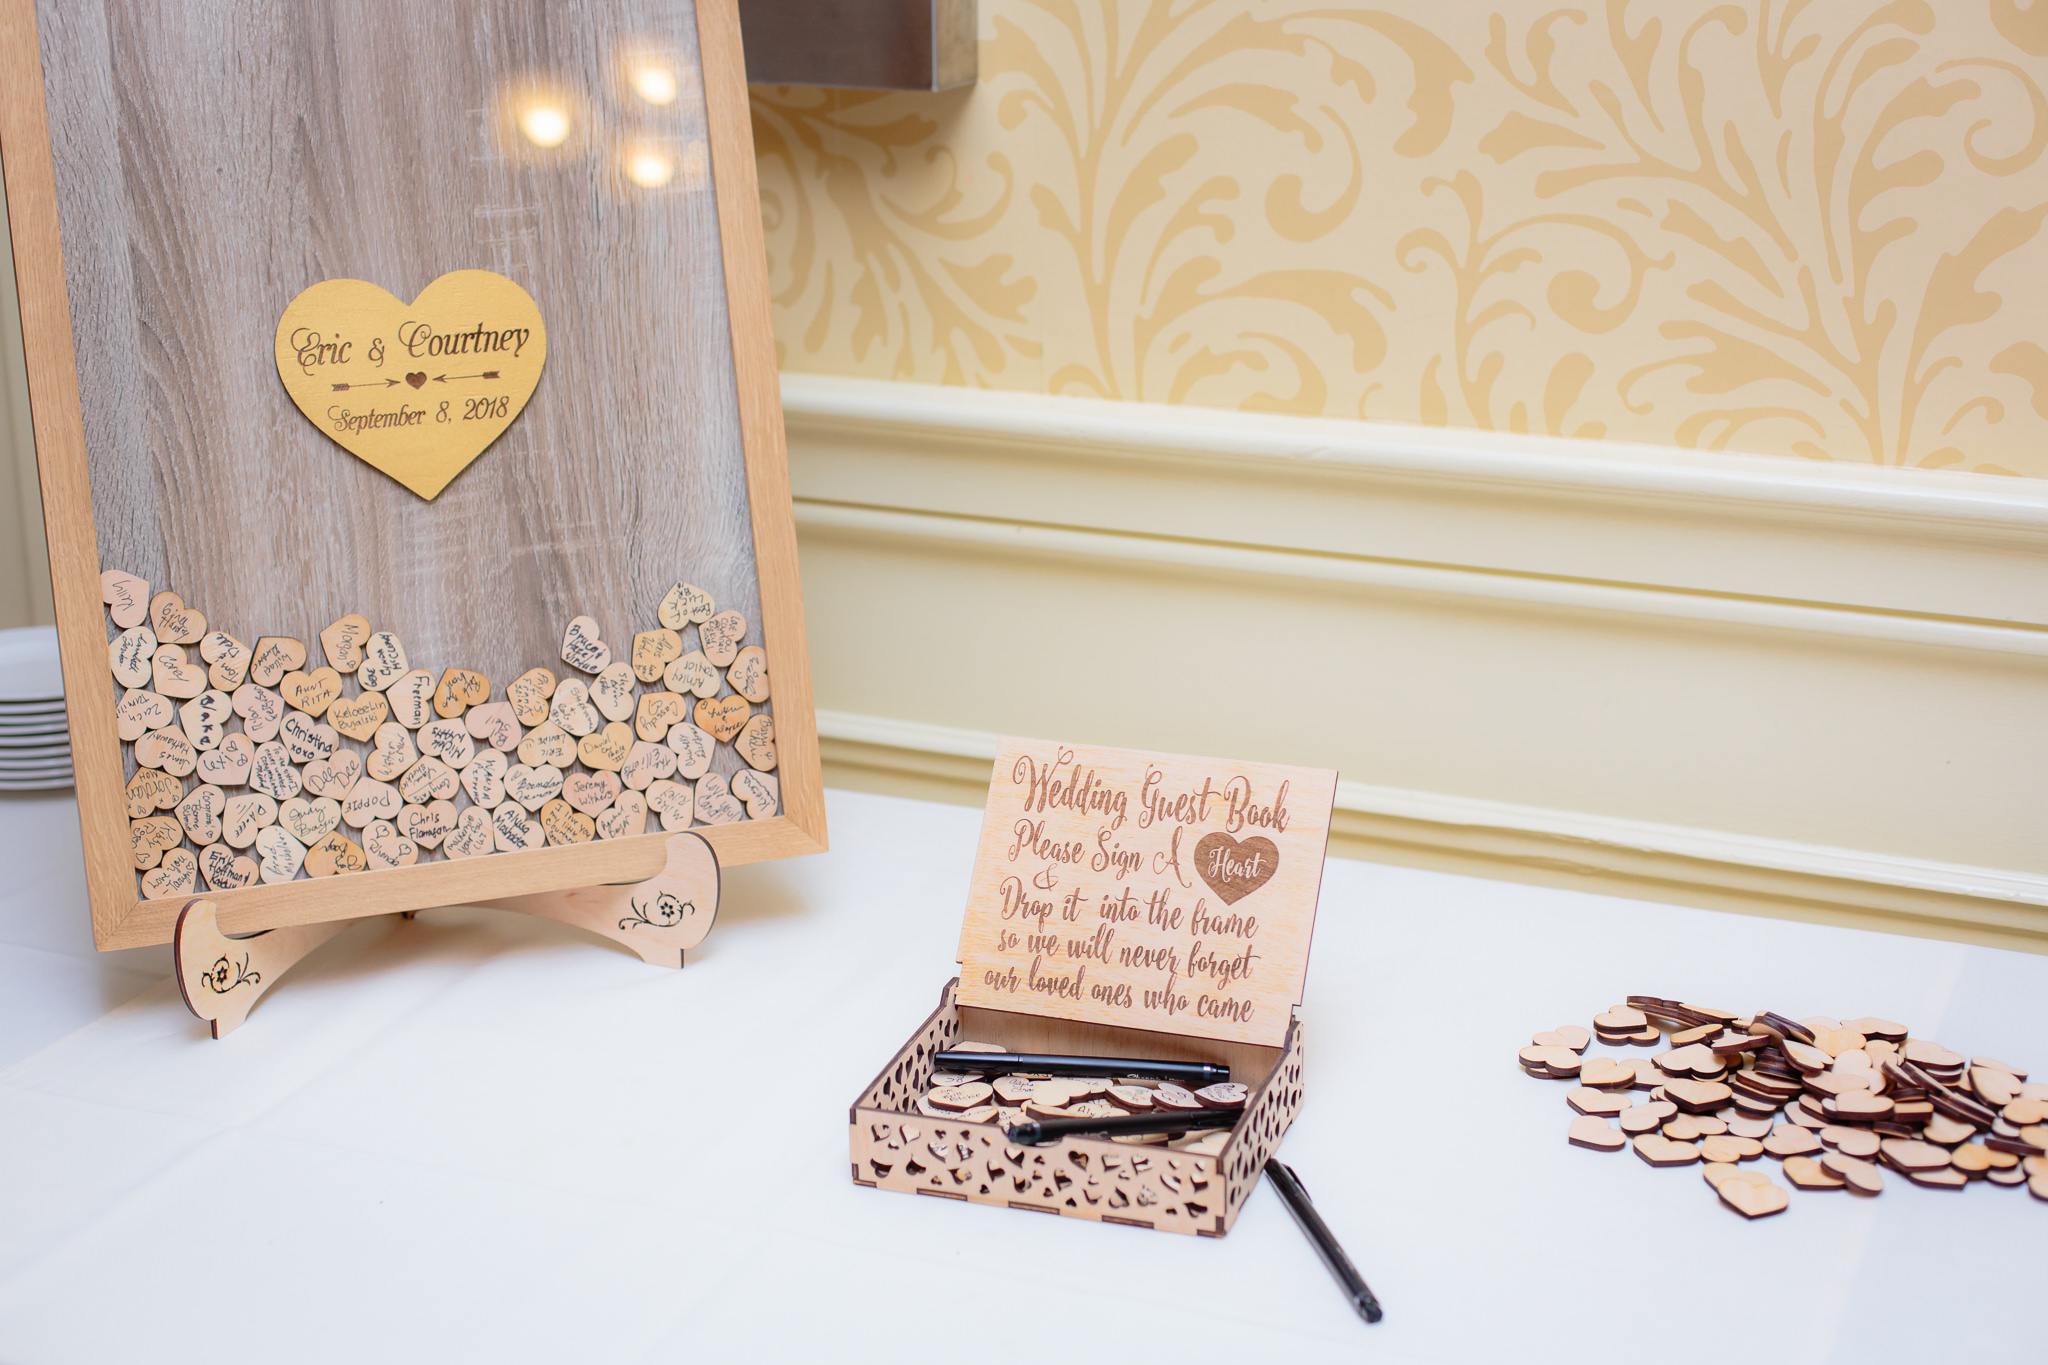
<box><xmin>0</xmin><ymin>0</ymin><xmax>824</xmax><ymax>952</ymax></box>
<box><xmin>851</xmin><ymin>739</ymin><xmax>1336</xmax><ymax>1236</ymax></box>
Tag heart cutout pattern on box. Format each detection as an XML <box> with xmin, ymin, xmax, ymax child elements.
<box><xmin>274</xmin><ymin>270</ymin><xmax>546</xmax><ymax>500</ymax></box>
<box><xmin>1191</xmin><ymin>832</ymin><xmax>1280</xmax><ymax>905</ymax></box>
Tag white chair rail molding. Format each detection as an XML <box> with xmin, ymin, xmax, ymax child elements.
<box><xmin>781</xmin><ymin>373</ymin><xmax>2048</xmax><ymax>953</ymax></box>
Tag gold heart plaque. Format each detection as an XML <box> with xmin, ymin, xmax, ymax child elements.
<box><xmin>274</xmin><ymin>270</ymin><xmax>546</xmax><ymax>500</ymax></box>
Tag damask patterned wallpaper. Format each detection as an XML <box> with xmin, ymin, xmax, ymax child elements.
<box><xmin>751</xmin><ymin>0</ymin><xmax>2048</xmax><ymax>477</ymax></box>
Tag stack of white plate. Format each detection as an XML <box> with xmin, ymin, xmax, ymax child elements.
<box><xmin>0</xmin><ymin>626</ymin><xmax>72</xmax><ymax>791</ymax></box>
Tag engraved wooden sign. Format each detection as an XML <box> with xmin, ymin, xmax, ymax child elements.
<box><xmin>274</xmin><ymin>270</ymin><xmax>547</xmax><ymax>500</ymax></box>
<box><xmin>955</xmin><ymin>739</ymin><xmax>1338</xmax><ymax>1048</ymax></box>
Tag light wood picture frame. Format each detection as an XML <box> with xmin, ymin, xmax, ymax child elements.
<box><xmin>0</xmin><ymin>0</ymin><xmax>824</xmax><ymax>950</ymax></box>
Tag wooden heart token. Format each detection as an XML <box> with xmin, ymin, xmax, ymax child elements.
<box><xmin>232</xmin><ymin>683</ymin><xmax>286</xmax><ymax>741</ymax></box>
<box><xmin>250</xmin><ymin>742</ymin><xmax>303</xmax><ymax>800</ymax></box>
<box><xmin>397</xmin><ymin>800</ymin><xmax>457</xmax><ymax>849</ymax></box>
<box><xmin>301</xmin><ymin>747</ymin><xmax>364</xmax><ymax>800</ymax></box>
<box><xmin>461</xmin><ymin>751</ymin><xmax>509</xmax><ymax>808</ymax></box>
<box><xmin>699</xmin><ymin>610</ymin><xmax>747</xmax><ymax>666</ymax></box>
<box><xmin>197</xmin><ymin>843</ymin><xmax>259</xmax><ymax>891</ymax></box>
<box><xmin>109</xmin><ymin>626</ymin><xmax>156</xmax><ymax>688</ymax></box>
<box><xmin>489</xmin><ymin>802</ymin><xmax>545</xmax><ymax>852</ymax></box>
<box><xmin>433</xmin><ymin>668</ymin><xmax>490</xmax><ymax>718</ymax></box>
<box><xmin>200</xmin><ymin>631</ymin><xmax>252</xmax><ymax>690</ymax></box>
<box><xmin>504</xmin><ymin>763</ymin><xmax>565</xmax><ymax>812</ymax></box>
<box><xmin>125</xmin><ymin>768</ymin><xmax>184</xmax><ymax>817</ymax></box>
<box><xmin>418</xmin><ymin>716</ymin><xmax>476</xmax><ymax>769</ymax></box>
<box><xmin>387</xmin><ymin>669</ymin><xmax>437</xmax><ymax>728</ymax></box>
<box><xmin>549</xmin><ymin>678</ymin><xmax>601</xmax><ymax>737</ymax></box>
<box><xmin>221</xmin><ymin>793</ymin><xmax>278</xmax><ymax>848</ymax></box>
<box><xmin>130</xmin><ymin>814</ymin><xmax>183</xmax><ymax>869</ymax></box>
<box><xmin>538</xmin><ymin>799</ymin><xmax>595</xmax><ymax>845</ymax></box>
<box><xmin>115</xmin><ymin>687</ymin><xmax>173</xmax><ymax>740</ymax></box>
<box><xmin>148</xmin><ymin>591</ymin><xmax>206</xmax><ymax>644</ymax></box>
<box><xmin>274</xmin><ymin>270</ymin><xmax>546</xmax><ymax>500</ymax></box>
<box><xmin>517</xmin><ymin>721</ymin><xmax>575</xmax><ymax>768</ymax></box>
<box><xmin>665</xmin><ymin>651</ymin><xmax>721</xmax><ymax>699</ymax></box>
<box><xmin>737</xmin><ymin>714</ymin><xmax>777</xmax><ymax>771</ymax></box>
<box><xmin>140</xmin><ymin>848</ymin><xmax>199</xmax><ymax>899</ymax></box>
<box><xmin>1715</xmin><ymin>1170</ymin><xmax>1788</xmax><ymax>1219</ymax></box>
<box><xmin>1632</xmin><ymin>1135</ymin><xmax>1701</xmax><ymax>1167</ymax></box>
<box><xmin>694</xmin><ymin>694</ymin><xmax>749</xmax><ymax>743</ymax></box>
<box><xmin>578</xmin><ymin>722</ymin><xmax>634</xmax><ymax>771</ymax></box>
<box><xmin>319</xmin><ymin>615</ymin><xmax>372</xmax><ymax>674</ymax></box>
<box><xmin>693</xmin><ymin>770</ymin><xmax>745</xmax><ymax>824</ymax></box>
<box><xmin>506</xmin><ymin>668</ymin><xmax>556</xmax><ymax>725</ymax></box>
<box><xmin>326</xmin><ymin>690</ymin><xmax>390</xmax><ymax>742</ymax></box>
<box><xmin>657</xmin><ymin>581</ymin><xmax>715</xmax><ymax>628</ymax></box>
<box><xmin>304</xmin><ymin>829</ymin><xmax>368</xmax><ymax>877</ymax></box>
<box><xmin>464</xmin><ymin>701</ymin><xmax>521</xmax><ymax>751</ymax></box>
<box><xmin>635</xmin><ymin>691</ymin><xmax>687</xmax><ymax>742</ymax></box>
<box><xmin>621</xmin><ymin>740</ymin><xmax>678</xmax><ymax>792</ymax></box>
<box><xmin>280</xmin><ymin>711</ymin><xmax>340</xmax><ymax>764</ymax></box>
<box><xmin>362</xmin><ymin>819</ymin><xmax>420</xmax><ymax>870</ymax></box>
<box><xmin>668</xmin><ymin>722</ymin><xmax>714</xmax><ymax>778</ymax></box>
<box><xmin>100</xmin><ymin>569</ymin><xmax>148</xmax><ymax>627</ymax></box>
<box><xmin>279</xmin><ymin>667</ymin><xmax>343</xmax><ymax>718</ymax></box>
<box><xmin>279</xmin><ymin>796</ymin><xmax>343</xmax><ymax>847</ymax></box>
<box><xmin>444</xmin><ymin>805</ymin><xmax>496</xmax><ymax>859</ymax></box>
<box><xmin>727</xmin><ymin>646</ymin><xmax>769</xmax><ymax>703</ymax></box>
<box><xmin>152</xmin><ymin>645</ymin><xmax>207</xmax><ymax>699</ymax></box>
<box><xmin>340</xmin><ymin>777</ymin><xmax>402</xmax><ymax>829</ymax></box>
<box><xmin>358</xmin><ymin>632</ymin><xmax>409</xmax><ymax>691</ymax></box>
<box><xmin>135</xmin><ymin>727</ymin><xmax>197</xmax><ymax>777</ymax></box>
<box><xmin>560</xmin><ymin>615</ymin><xmax>611</xmax><ymax>674</ymax></box>
<box><xmin>178</xmin><ymin>689</ymin><xmax>232</xmax><ymax>749</ymax></box>
<box><xmin>631</xmin><ymin>628</ymin><xmax>683</xmax><ymax>683</ymax></box>
<box><xmin>646</xmin><ymin>779</ymin><xmax>695</xmax><ymax>831</ymax></box>
<box><xmin>255</xmin><ymin>825</ymin><xmax>306</xmax><ymax>882</ymax></box>
<box><xmin>731</xmin><ymin>768</ymin><xmax>778</xmax><ymax>818</ymax></box>
<box><xmin>1782</xmin><ymin>1155</ymin><xmax>1845</xmax><ymax>1189</ymax></box>
<box><xmin>597</xmin><ymin>790</ymin><xmax>648</xmax><ymax>839</ymax></box>
<box><xmin>369</xmin><ymin>723</ymin><xmax>422</xmax><ymax>782</ymax></box>
<box><xmin>249</xmin><ymin>637</ymin><xmax>306</xmax><ymax>688</ymax></box>
<box><xmin>591</xmin><ymin>661</ymin><xmax>637</xmax><ymax>722</ymax></box>
<box><xmin>929</xmin><ymin>1083</ymin><xmax>996</xmax><ymax>1112</ymax></box>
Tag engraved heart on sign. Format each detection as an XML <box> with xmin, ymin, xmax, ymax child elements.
<box><xmin>274</xmin><ymin>270</ymin><xmax>546</xmax><ymax>500</ymax></box>
<box><xmin>1191</xmin><ymin>831</ymin><xmax>1280</xmax><ymax>906</ymax></box>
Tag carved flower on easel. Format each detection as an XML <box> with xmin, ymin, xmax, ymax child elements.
<box><xmin>619</xmin><ymin>891</ymin><xmax>693</xmax><ymax>932</ymax></box>
<box><xmin>200</xmin><ymin>953</ymin><xmax>260</xmax><ymax>995</ymax></box>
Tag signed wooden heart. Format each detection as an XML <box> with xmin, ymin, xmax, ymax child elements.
<box><xmin>274</xmin><ymin>270</ymin><xmax>546</xmax><ymax>500</ymax></box>
<box><xmin>1193</xmin><ymin>831</ymin><xmax>1280</xmax><ymax>905</ymax></box>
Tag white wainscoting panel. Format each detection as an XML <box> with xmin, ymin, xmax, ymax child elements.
<box><xmin>785</xmin><ymin>374</ymin><xmax>2048</xmax><ymax>951</ymax></box>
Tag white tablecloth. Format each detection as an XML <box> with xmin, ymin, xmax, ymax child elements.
<box><xmin>1</xmin><ymin>787</ymin><xmax>2042</xmax><ymax>1363</ymax></box>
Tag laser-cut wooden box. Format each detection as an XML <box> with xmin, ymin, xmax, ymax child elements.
<box><xmin>849</xmin><ymin>738</ymin><xmax>1336</xmax><ymax>1236</ymax></box>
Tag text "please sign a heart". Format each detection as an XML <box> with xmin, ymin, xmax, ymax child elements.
<box><xmin>274</xmin><ymin>270</ymin><xmax>546</xmax><ymax>500</ymax></box>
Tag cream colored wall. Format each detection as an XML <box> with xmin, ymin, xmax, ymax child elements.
<box><xmin>754</xmin><ymin>0</ymin><xmax>2048</xmax><ymax>476</ymax></box>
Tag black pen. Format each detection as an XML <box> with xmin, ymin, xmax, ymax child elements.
<box><xmin>934</xmin><ymin>1050</ymin><xmax>1229</xmax><ymax>1088</ymax></box>
<box><xmin>1006</xmin><ymin>1109</ymin><xmax>1238</xmax><ymax>1144</ymax></box>
<box><xmin>1266</xmin><ymin>1160</ymin><xmax>1382</xmax><ymax>1324</ymax></box>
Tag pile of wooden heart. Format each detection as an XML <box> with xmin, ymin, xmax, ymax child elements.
<box><xmin>919</xmin><ymin>1045</ymin><xmax>1245</xmax><ymax>1155</ymax></box>
<box><xmin>1521</xmin><ymin>995</ymin><xmax>2048</xmax><ymax>1219</ymax></box>
<box><xmin>104</xmin><ymin>569</ymin><xmax>781</xmax><ymax>898</ymax></box>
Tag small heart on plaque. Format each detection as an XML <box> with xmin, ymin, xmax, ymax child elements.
<box><xmin>562</xmin><ymin>769</ymin><xmax>622</xmax><ymax>816</ymax></box>
<box><xmin>597</xmin><ymin>790</ymin><xmax>648</xmax><ymax>839</ymax></box>
<box><xmin>693</xmin><ymin>694</ymin><xmax>749</xmax><ymax>743</ymax></box>
<box><xmin>1191</xmin><ymin>832</ymin><xmax>1280</xmax><ymax>905</ymax></box>
<box><xmin>148</xmin><ymin>590</ymin><xmax>206</xmax><ymax>644</ymax></box>
<box><xmin>275</xmin><ymin>271</ymin><xmax>546</xmax><ymax>500</ymax></box>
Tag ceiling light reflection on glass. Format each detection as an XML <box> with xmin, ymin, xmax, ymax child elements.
<box><xmin>520</xmin><ymin>104</ymin><xmax>571</xmax><ymax>149</ymax></box>
<box><xmin>626</xmin><ymin>147</ymin><xmax>676</xmax><ymax>189</ymax></box>
<box><xmin>632</xmin><ymin>65</ymin><xmax>678</xmax><ymax>105</ymax></box>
